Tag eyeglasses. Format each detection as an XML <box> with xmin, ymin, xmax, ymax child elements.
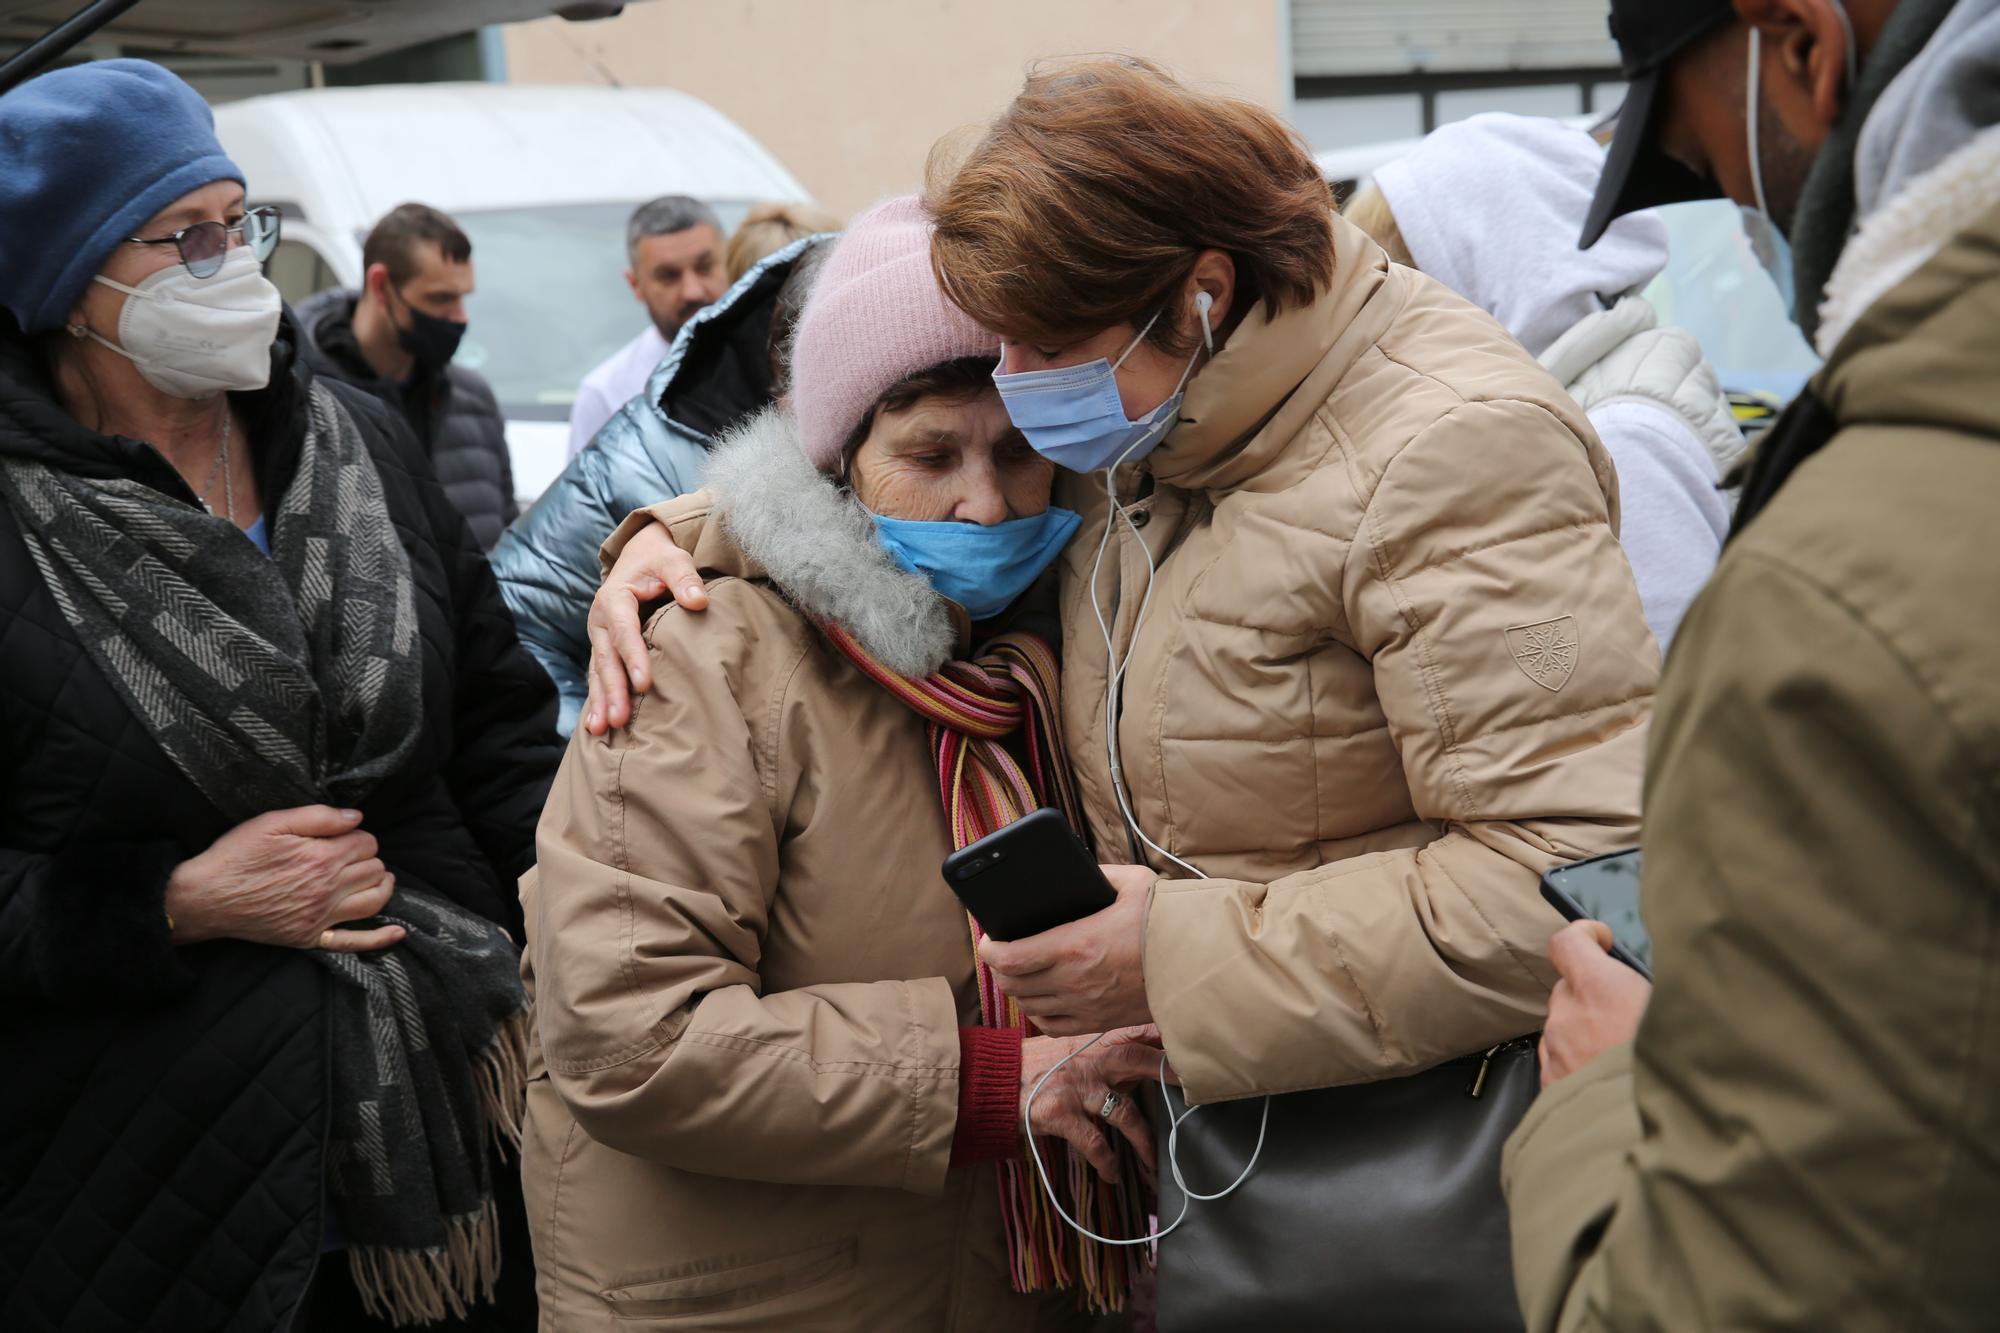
<box><xmin>125</xmin><ymin>204</ymin><xmax>283</xmax><ymax>279</ymax></box>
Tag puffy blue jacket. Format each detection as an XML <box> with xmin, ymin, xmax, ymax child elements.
<box><xmin>492</xmin><ymin>237</ymin><xmax>819</xmax><ymax>733</ymax></box>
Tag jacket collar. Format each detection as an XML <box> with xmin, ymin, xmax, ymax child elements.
<box><xmin>1815</xmin><ymin>124</ymin><xmax>2000</xmax><ymax>359</ymax></box>
<box><xmin>1147</xmin><ymin>213</ymin><xmax>1402</xmax><ymax>495</ymax></box>
<box><xmin>701</xmin><ymin>405</ymin><xmax>963</xmax><ymax>677</ymax></box>
<box><xmin>294</xmin><ymin>286</ymin><xmax>451</xmax><ymax>421</ymax></box>
<box><xmin>1732</xmin><ymin>156</ymin><xmax>2000</xmax><ymax>535</ymax></box>
<box><xmin>648</xmin><ymin>234</ymin><xmax>824</xmax><ymax>446</ymax></box>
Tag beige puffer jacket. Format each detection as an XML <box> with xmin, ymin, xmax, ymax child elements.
<box><xmin>519</xmin><ymin>410</ymin><xmax>1083</xmax><ymax>1332</ymax></box>
<box><xmin>1067</xmin><ymin>215</ymin><xmax>1657</xmax><ymax>1105</ymax></box>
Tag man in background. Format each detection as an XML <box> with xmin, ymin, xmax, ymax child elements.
<box><xmin>297</xmin><ymin>202</ymin><xmax>516</xmax><ymax>549</ymax></box>
<box><xmin>565</xmin><ymin>195</ymin><xmax>728</xmax><ymax>457</ymax></box>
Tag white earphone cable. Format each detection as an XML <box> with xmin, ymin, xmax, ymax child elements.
<box><xmin>1023</xmin><ymin>1033</ymin><xmax>1272</xmax><ymax>1245</ymax></box>
<box><xmin>1030</xmin><ymin>288</ymin><xmax>1269</xmax><ymax>1243</ymax></box>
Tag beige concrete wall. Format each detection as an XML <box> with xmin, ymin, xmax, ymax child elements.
<box><xmin>503</xmin><ymin>0</ymin><xmax>1286</xmax><ymax>219</ymax></box>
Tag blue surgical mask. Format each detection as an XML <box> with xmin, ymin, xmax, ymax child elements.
<box><xmin>991</xmin><ymin>296</ymin><xmax>1212</xmax><ymax>474</ymax></box>
<box><xmin>871</xmin><ymin>507</ymin><xmax>1082</xmax><ymax>621</ymax></box>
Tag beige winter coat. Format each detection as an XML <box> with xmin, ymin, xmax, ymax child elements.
<box><xmin>518</xmin><ymin>411</ymin><xmax>1080</xmax><ymax>1332</ymax></box>
<box><xmin>1069</xmin><ymin>215</ymin><xmax>1657</xmax><ymax>1104</ymax></box>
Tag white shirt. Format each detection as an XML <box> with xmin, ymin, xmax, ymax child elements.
<box><xmin>567</xmin><ymin>324</ymin><xmax>670</xmax><ymax>458</ymax></box>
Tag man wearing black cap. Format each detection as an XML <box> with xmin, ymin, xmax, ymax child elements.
<box><xmin>1504</xmin><ymin>1</ymin><xmax>2000</xmax><ymax>1329</ymax></box>
<box><xmin>1581</xmin><ymin>0</ymin><xmax>1965</xmax><ymax>340</ymax></box>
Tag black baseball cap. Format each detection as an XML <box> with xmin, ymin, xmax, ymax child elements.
<box><xmin>1581</xmin><ymin>0</ymin><xmax>1738</xmax><ymax>248</ymax></box>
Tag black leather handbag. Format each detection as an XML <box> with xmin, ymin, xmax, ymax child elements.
<box><xmin>1151</xmin><ymin>1038</ymin><xmax>1538</xmax><ymax>1333</ymax></box>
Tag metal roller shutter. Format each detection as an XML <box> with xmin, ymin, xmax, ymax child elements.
<box><xmin>1291</xmin><ymin>0</ymin><xmax>1617</xmax><ymax>77</ymax></box>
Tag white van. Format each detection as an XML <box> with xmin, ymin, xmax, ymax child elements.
<box><xmin>213</xmin><ymin>83</ymin><xmax>810</xmax><ymax>501</ymax></box>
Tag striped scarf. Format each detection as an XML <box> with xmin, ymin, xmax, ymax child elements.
<box><xmin>822</xmin><ymin>622</ymin><xmax>1148</xmax><ymax>1313</ymax></box>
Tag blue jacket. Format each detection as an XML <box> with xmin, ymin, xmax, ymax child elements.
<box><xmin>492</xmin><ymin>237</ymin><xmax>820</xmax><ymax>732</ymax></box>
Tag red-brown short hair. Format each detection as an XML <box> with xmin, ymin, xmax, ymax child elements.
<box><xmin>925</xmin><ymin>57</ymin><xmax>1335</xmax><ymax>354</ymax></box>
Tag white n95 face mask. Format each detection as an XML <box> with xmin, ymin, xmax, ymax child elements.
<box><xmin>83</xmin><ymin>247</ymin><xmax>282</xmax><ymax>399</ymax></box>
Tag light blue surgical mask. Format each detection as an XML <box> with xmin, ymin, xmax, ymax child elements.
<box><xmin>1741</xmin><ymin>205</ymin><xmax>1797</xmax><ymax>315</ymax></box>
<box><xmin>992</xmin><ymin>294</ymin><xmax>1213</xmax><ymax>474</ymax></box>
<box><xmin>872</xmin><ymin>507</ymin><xmax>1082</xmax><ymax>621</ymax></box>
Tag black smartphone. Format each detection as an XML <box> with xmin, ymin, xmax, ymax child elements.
<box><xmin>1540</xmin><ymin>849</ymin><xmax>1652</xmax><ymax>978</ymax></box>
<box><xmin>941</xmin><ymin>808</ymin><xmax>1117</xmax><ymax>941</ymax></box>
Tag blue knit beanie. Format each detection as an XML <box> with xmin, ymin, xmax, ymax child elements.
<box><xmin>0</xmin><ymin>59</ymin><xmax>244</xmax><ymax>333</ymax></box>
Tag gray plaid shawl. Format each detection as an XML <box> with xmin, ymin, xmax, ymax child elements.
<box><xmin>0</xmin><ymin>382</ymin><xmax>528</xmax><ymax>1325</ymax></box>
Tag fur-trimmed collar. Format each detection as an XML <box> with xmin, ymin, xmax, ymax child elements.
<box><xmin>1815</xmin><ymin>124</ymin><xmax>2000</xmax><ymax>357</ymax></box>
<box><xmin>702</xmin><ymin>406</ymin><xmax>957</xmax><ymax>677</ymax></box>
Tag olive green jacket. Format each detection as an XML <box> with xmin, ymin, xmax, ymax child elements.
<box><xmin>1502</xmin><ymin>192</ymin><xmax>2000</xmax><ymax>1329</ymax></box>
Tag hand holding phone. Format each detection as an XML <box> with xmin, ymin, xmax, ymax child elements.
<box><xmin>941</xmin><ymin>808</ymin><xmax>1115</xmax><ymax>941</ymax></box>
<box><xmin>1540</xmin><ymin>849</ymin><xmax>1651</xmax><ymax>978</ymax></box>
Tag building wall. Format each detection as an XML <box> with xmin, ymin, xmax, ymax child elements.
<box><xmin>503</xmin><ymin>0</ymin><xmax>1286</xmax><ymax>218</ymax></box>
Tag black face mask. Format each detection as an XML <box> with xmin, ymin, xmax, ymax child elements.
<box><xmin>390</xmin><ymin>287</ymin><xmax>467</xmax><ymax>373</ymax></box>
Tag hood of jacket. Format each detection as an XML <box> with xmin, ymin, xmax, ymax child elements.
<box><xmin>1736</xmin><ymin>131</ymin><xmax>2000</xmax><ymax>532</ymax></box>
<box><xmin>293</xmin><ymin>286</ymin><xmax>468</xmax><ymax>411</ymax></box>
<box><xmin>1373</xmin><ymin>112</ymin><xmax>1670</xmax><ymax>359</ymax></box>
<box><xmin>487</xmin><ymin>237</ymin><xmax>829</xmax><ymax>731</ymax></box>
<box><xmin>1852</xmin><ymin>0</ymin><xmax>2000</xmax><ymax>223</ymax></box>
<box><xmin>295</xmin><ymin>287</ymin><xmax>400</xmax><ymax>395</ymax></box>
<box><xmin>295</xmin><ymin>287</ymin><xmax>363</xmax><ymax>366</ymax></box>
<box><xmin>1819</xmin><ymin>139</ymin><xmax>2000</xmax><ymax>438</ymax></box>
<box><xmin>698</xmin><ymin>405</ymin><xmax>957</xmax><ymax>677</ymax></box>
<box><xmin>646</xmin><ymin>233</ymin><xmax>824</xmax><ymax>446</ymax></box>
<box><xmin>1818</xmin><ymin>123</ymin><xmax>2000</xmax><ymax>358</ymax></box>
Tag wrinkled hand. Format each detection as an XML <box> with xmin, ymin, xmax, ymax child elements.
<box><xmin>581</xmin><ymin>519</ymin><xmax>708</xmax><ymax>736</ymax></box>
<box><xmin>1539</xmin><ymin>920</ymin><xmax>1653</xmax><ymax>1088</ymax></box>
<box><xmin>1022</xmin><ymin>1026</ymin><xmax>1168</xmax><ymax>1183</ymax></box>
<box><xmin>165</xmin><ymin>805</ymin><xmax>402</xmax><ymax>953</ymax></box>
<box><xmin>983</xmin><ymin>865</ymin><xmax>1156</xmax><ymax>1037</ymax></box>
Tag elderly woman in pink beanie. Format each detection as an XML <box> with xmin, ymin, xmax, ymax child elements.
<box><xmin>517</xmin><ymin>196</ymin><xmax>1157</xmax><ymax>1331</ymax></box>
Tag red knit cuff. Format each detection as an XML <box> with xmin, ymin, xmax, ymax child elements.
<box><xmin>950</xmin><ymin>1026</ymin><xmax>1024</xmax><ymax>1166</ymax></box>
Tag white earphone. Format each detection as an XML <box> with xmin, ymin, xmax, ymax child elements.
<box><xmin>1023</xmin><ymin>281</ymin><xmax>1270</xmax><ymax>1245</ymax></box>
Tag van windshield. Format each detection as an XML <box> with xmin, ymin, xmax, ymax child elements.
<box><xmin>452</xmin><ymin>200</ymin><xmax>751</xmax><ymax>421</ymax></box>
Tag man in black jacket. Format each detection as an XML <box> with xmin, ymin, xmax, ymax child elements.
<box><xmin>297</xmin><ymin>203</ymin><xmax>518</xmax><ymax>550</ymax></box>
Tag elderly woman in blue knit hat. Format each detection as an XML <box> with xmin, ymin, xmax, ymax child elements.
<box><xmin>0</xmin><ymin>60</ymin><xmax>560</xmax><ymax>1330</ymax></box>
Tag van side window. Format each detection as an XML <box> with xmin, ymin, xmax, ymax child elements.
<box><xmin>266</xmin><ymin>239</ymin><xmax>339</xmax><ymax>306</ymax></box>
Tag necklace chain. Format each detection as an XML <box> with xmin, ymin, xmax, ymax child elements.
<box><xmin>196</xmin><ymin>407</ymin><xmax>234</xmax><ymax>525</ymax></box>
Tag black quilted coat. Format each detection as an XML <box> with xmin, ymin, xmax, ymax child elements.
<box><xmin>295</xmin><ymin>289</ymin><xmax>518</xmax><ymax>552</ymax></box>
<box><xmin>0</xmin><ymin>315</ymin><xmax>561</xmax><ymax>1331</ymax></box>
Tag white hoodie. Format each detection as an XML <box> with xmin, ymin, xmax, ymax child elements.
<box><xmin>1375</xmin><ymin>113</ymin><xmax>1741</xmax><ymax>655</ymax></box>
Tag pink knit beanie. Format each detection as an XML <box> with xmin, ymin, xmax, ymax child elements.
<box><xmin>788</xmin><ymin>194</ymin><xmax>999</xmax><ymax>470</ymax></box>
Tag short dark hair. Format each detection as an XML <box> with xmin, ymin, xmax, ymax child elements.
<box><xmin>362</xmin><ymin>202</ymin><xmax>471</xmax><ymax>286</ymax></box>
<box><xmin>839</xmin><ymin>355</ymin><xmax>995</xmax><ymax>472</ymax></box>
<box><xmin>627</xmin><ymin>194</ymin><xmax>722</xmax><ymax>258</ymax></box>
